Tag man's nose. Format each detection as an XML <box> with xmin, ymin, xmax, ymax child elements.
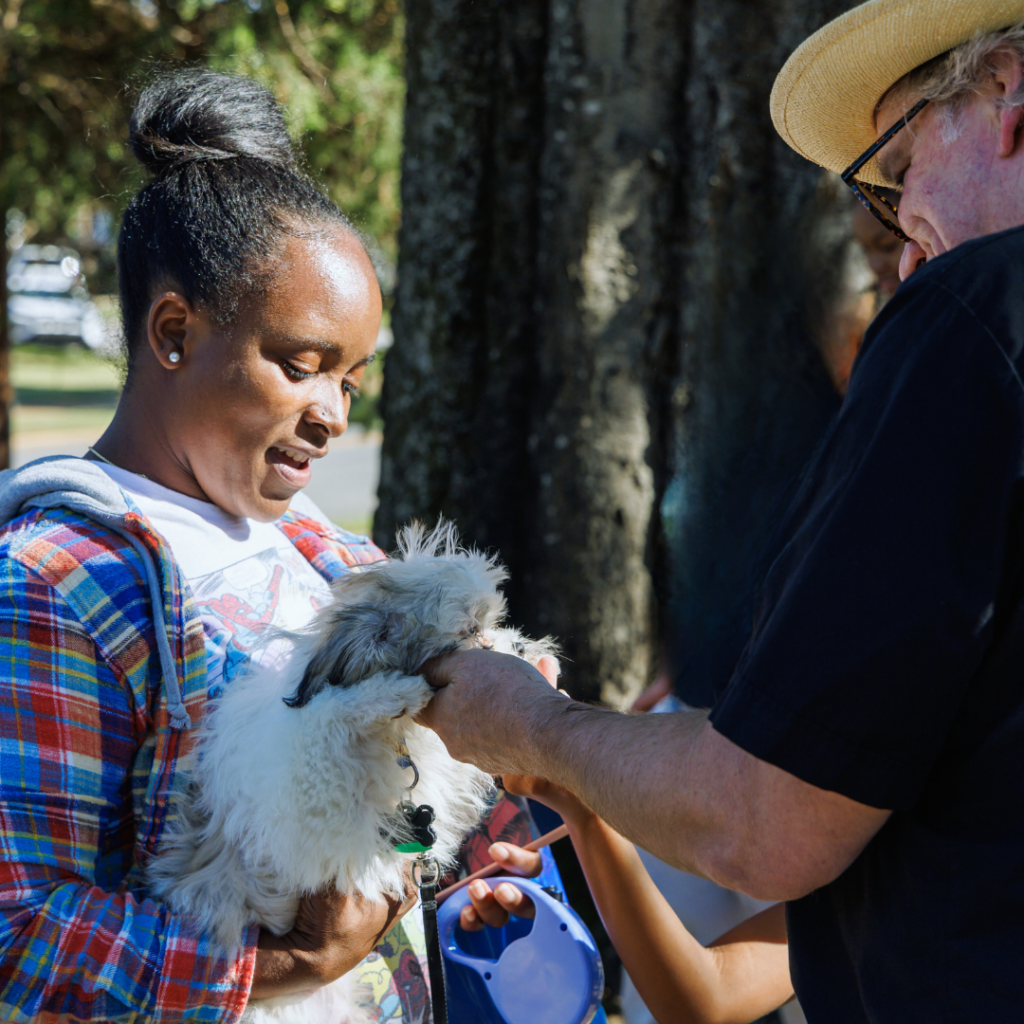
<box><xmin>899</xmin><ymin>240</ymin><xmax>927</xmax><ymax>280</ymax></box>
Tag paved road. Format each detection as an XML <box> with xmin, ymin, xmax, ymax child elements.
<box><xmin>12</xmin><ymin>429</ymin><xmax>382</xmax><ymax>531</ymax></box>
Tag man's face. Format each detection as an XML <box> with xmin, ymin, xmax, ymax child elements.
<box><xmin>875</xmin><ymin>71</ymin><xmax>1024</xmax><ymax>280</ymax></box>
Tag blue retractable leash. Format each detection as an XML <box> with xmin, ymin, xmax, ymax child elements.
<box><xmin>439</xmin><ymin>875</ymin><xmax>606</xmax><ymax>1024</ymax></box>
<box><xmin>395</xmin><ymin>745</ymin><xmax>606</xmax><ymax>1024</ymax></box>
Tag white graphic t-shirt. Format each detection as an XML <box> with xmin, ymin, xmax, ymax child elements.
<box><xmin>97</xmin><ymin>465</ymin><xmax>331</xmax><ymax>698</ymax></box>
<box><xmin>96</xmin><ymin>465</ymin><xmax>432</xmax><ymax>1021</ymax></box>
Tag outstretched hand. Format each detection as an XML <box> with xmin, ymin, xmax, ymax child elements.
<box><xmin>416</xmin><ymin>649</ymin><xmax>568</xmax><ymax>775</ymax></box>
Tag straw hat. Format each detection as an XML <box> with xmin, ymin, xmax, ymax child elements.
<box><xmin>771</xmin><ymin>0</ymin><xmax>1024</xmax><ymax>184</ymax></box>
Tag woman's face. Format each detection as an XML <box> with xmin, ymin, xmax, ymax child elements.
<box><xmin>162</xmin><ymin>226</ymin><xmax>381</xmax><ymax>522</ymax></box>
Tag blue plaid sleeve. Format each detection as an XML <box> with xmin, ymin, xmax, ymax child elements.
<box><xmin>0</xmin><ymin>549</ymin><xmax>256</xmax><ymax>1022</ymax></box>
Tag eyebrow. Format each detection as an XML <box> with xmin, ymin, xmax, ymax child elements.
<box><xmin>875</xmin><ymin>135</ymin><xmax>907</xmax><ymax>187</ymax></box>
<box><xmin>278</xmin><ymin>336</ymin><xmax>377</xmax><ymax>368</ymax></box>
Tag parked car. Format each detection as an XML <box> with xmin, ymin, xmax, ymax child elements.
<box><xmin>7</xmin><ymin>245</ymin><xmax>105</xmax><ymax>350</ymax></box>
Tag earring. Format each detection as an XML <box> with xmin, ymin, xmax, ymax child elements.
<box><xmin>168</xmin><ymin>351</ymin><xmax>181</xmax><ymax>364</ymax></box>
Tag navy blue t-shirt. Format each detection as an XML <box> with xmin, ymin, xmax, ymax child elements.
<box><xmin>711</xmin><ymin>225</ymin><xmax>1024</xmax><ymax>1023</ymax></box>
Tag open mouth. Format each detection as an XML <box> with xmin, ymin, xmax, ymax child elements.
<box><xmin>267</xmin><ymin>445</ymin><xmax>315</xmax><ymax>488</ymax></box>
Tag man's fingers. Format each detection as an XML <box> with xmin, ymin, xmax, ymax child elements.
<box><xmin>488</xmin><ymin>842</ymin><xmax>543</xmax><ymax>878</ymax></box>
<box><xmin>419</xmin><ymin>653</ymin><xmax>456</xmax><ymax>689</ymax></box>
<box><xmin>463</xmin><ymin>879</ymin><xmax>537</xmax><ymax>932</ymax></box>
<box><xmin>459</xmin><ymin>904</ymin><xmax>485</xmax><ymax>932</ymax></box>
<box><xmin>536</xmin><ymin>655</ymin><xmax>560</xmax><ymax>687</ymax></box>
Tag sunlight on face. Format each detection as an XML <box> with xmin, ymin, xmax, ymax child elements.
<box><xmin>174</xmin><ymin>227</ymin><xmax>382</xmax><ymax>522</ymax></box>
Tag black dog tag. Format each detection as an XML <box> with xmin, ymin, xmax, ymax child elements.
<box><xmin>394</xmin><ymin>802</ymin><xmax>436</xmax><ymax>853</ymax></box>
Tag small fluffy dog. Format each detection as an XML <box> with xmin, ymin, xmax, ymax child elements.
<box><xmin>147</xmin><ymin>523</ymin><xmax>556</xmax><ymax>1024</ymax></box>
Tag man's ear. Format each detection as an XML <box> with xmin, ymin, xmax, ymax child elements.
<box><xmin>990</xmin><ymin>49</ymin><xmax>1024</xmax><ymax>158</ymax></box>
<box><xmin>996</xmin><ymin>104</ymin><xmax>1024</xmax><ymax>158</ymax></box>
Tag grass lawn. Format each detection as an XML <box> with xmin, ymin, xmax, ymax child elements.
<box><xmin>11</xmin><ymin>343</ymin><xmax>122</xmax><ymax>441</ymax></box>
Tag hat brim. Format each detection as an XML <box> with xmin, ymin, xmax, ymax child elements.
<box><xmin>771</xmin><ymin>0</ymin><xmax>1024</xmax><ymax>186</ymax></box>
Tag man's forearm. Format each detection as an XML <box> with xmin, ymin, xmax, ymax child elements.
<box><xmin>523</xmin><ymin>697</ymin><xmax>730</xmax><ymax>880</ymax></box>
<box><xmin>420</xmin><ymin>650</ymin><xmax>890</xmax><ymax>901</ymax></box>
<box><xmin>521</xmin><ymin>692</ymin><xmax>888</xmax><ymax>901</ymax></box>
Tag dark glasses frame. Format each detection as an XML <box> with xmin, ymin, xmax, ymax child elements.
<box><xmin>840</xmin><ymin>97</ymin><xmax>930</xmax><ymax>243</ymax></box>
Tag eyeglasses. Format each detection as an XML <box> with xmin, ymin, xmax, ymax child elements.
<box><xmin>841</xmin><ymin>97</ymin><xmax>929</xmax><ymax>243</ymax></box>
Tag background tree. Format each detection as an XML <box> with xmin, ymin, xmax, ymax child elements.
<box><xmin>0</xmin><ymin>0</ymin><xmax>405</xmax><ymax>467</ymax></box>
<box><xmin>0</xmin><ymin>0</ymin><xmax>403</xmax><ymax>256</ymax></box>
<box><xmin>378</xmin><ymin>0</ymin><xmax>862</xmax><ymax>710</ymax></box>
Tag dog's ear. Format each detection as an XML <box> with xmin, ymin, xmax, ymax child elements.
<box><xmin>283</xmin><ymin>604</ymin><xmax>406</xmax><ymax>708</ymax></box>
<box><xmin>283</xmin><ymin>660</ymin><xmax>330</xmax><ymax>709</ymax></box>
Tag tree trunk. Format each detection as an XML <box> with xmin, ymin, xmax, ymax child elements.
<box><xmin>666</xmin><ymin>0</ymin><xmax>859</xmax><ymax>708</ymax></box>
<box><xmin>378</xmin><ymin>0</ymin><xmax>861</xmax><ymax>708</ymax></box>
<box><xmin>0</xmin><ymin>219</ymin><xmax>9</xmax><ymax>472</ymax></box>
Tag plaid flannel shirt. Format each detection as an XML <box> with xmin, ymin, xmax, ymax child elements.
<box><xmin>0</xmin><ymin>499</ymin><xmax>533</xmax><ymax>1023</ymax></box>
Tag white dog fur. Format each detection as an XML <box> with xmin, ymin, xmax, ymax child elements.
<box><xmin>147</xmin><ymin>523</ymin><xmax>556</xmax><ymax>1024</ymax></box>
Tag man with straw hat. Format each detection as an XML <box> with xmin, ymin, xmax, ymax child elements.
<box><xmin>422</xmin><ymin>1</ymin><xmax>1024</xmax><ymax>1019</ymax></box>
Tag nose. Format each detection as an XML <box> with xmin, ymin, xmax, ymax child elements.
<box><xmin>304</xmin><ymin>380</ymin><xmax>348</xmax><ymax>440</ymax></box>
<box><xmin>899</xmin><ymin>240</ymin><xmax>927</xmax><ymax>281</ymax></box>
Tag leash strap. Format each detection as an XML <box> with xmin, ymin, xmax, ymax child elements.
<box><xmin>421</xmin><ymin>872</ymin><xmax>448</xmax><ymax>1024</ymax></box>
<box><xmin>414</xmin><ymin>855</ymin><xmax>448</xmax><ymax>1024</ymax></box>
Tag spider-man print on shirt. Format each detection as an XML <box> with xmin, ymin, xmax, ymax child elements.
<box><xmin>190</xmin><ymin>543</ymin><xmax>331</xmax><ymax>696</ymax></box>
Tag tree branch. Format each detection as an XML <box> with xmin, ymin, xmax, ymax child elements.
<box><xmin>275</xmin><ymin>0</ymin><xmax>332</xmax><ymax>97</ymax></box>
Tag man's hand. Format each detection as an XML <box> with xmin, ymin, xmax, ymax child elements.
<box><xmin>417</xmin><ymin>649</ymin><xmax>571</xmax><ymax>776</ymax></box>
<box><xmin>251</xmin><ymin>875</ymin><xmax>418</xmax><ymax>1000</ymax></box>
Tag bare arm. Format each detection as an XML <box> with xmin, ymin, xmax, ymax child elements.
<box><xmin>569</xmin><ymin>814</ymin><xmax>791</xmax><ymax>1024</ymax></box>
<box><xmin>419</xmin><ymin>651</ymin><xmax>890</xmax><ymax>901</ymax></box>
<box><xmin>463</xmin><ymin>778</ymin><xmax>792</xmax><ymax>1024</ymax></box>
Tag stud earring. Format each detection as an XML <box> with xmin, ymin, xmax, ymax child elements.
<box><xmin>168</xmin><ymin>351</ymin><xmax>181</xmax><ymax>364</ymax></box>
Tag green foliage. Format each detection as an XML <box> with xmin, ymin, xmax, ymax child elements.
<box><xmin>348</xmin><ymin>346</ymin><xmax>384</xmax><ymax>431</ymax></box>
<box><xmin>0</xmin><ymin>0</ymin><xmax>404</xmax><ymax>266</ymax></box>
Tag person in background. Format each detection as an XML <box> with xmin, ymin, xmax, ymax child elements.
<box><xmin>618</xmin><ymin>178</ymin><xmax>906</xmax><ymax>1024</ymax></box>
<box><xmin>463</xmin><ymin>775</ymin><xmax>795</xmax><ymax>1024</ymax></box>
<box><xmin>819</xmin><ymin>188</ymin><xmax>905</xmax><ymax>394</ymax></box>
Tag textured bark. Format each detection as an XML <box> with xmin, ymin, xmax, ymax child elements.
<box><xmin>379</xmin><ymin>0</ymin><xmax>861</xmax><ymax>708</ymax></box>
<box><xmin>666</xmin><ymin>0</ymin><xmax>861</xmax><ymax>707</ymax></box>
<box><xmin>0</xmin><ymin>234</ymin><xmax>8</xmax><ymax>472</ymax></box>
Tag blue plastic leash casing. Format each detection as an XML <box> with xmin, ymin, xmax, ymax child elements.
<box><xmin>438</xmin><ymin>876</ymin><xmax>605</xmax><ymax>1024</ymax></box>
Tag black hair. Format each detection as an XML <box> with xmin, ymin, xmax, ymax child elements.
<box><xmin>117</xmin><ymin>69</ymin><xmax>357</xmax><ymax>373</ymax></box>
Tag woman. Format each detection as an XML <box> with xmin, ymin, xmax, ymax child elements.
<box><xmin>0</xmin><ymin>70</ymin><xmax>533</xmax><ymax>1022</ymax></box>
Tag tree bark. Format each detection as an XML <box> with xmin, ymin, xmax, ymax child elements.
<box><xmin>666</xmin><ymin>0</ymin><xmax>859</xmax><ymax>708</ymax></box>
<box><xmin>378</xmin><ymin>0</ymin><xmax>861</xmax><ymax>708</ymax></box>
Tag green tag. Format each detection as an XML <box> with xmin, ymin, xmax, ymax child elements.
<box><xmin>394</xmin><ymin>840</ymin><xmax>434</xmax><ymax>854</ymax></box>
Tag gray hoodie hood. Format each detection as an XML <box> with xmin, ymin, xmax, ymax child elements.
<box><xmin>0</xmin><ymin>456</ymin><xmax>191</xmax><ymax>729</ymax></box>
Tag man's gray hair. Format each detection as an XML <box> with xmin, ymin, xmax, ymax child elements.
<box><xmin>882</xmin><ymin>23</ymin><xmax>1024</xmax><ymax>141</ymax></box>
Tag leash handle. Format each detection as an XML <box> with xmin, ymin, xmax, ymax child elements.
<box><xmin>436</xmin><ymin>824</ymin><xmax>570</xmax><ymax>905</ymax></box>
<box><xmin>415</xmin><ymin>856</ymin><xmax>448</xmax><ymax>1024</ymax></box>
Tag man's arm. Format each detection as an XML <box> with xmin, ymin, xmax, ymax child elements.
<box><xmin>419</xmin><ymin>650</ymin><xmax>889</xmax><ymax>902</ymax></box>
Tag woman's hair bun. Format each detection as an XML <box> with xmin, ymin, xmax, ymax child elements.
<box><xmin>129</xmin><ymin>69</ymin><xmax>297</xmax><ymax>176</ymax></box>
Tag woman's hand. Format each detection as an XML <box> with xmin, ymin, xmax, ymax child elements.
<box><xmin>251</xmin><ymin>872</ymin><xmax>418</xmax><ymax>999</ymax></box>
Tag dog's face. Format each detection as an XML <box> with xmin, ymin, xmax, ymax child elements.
<box><xmin>285</xmin><ymin>523</ymin><xmax>508</xmax><ymax>708</ymax></box>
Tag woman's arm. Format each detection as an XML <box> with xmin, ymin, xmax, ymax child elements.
<box><xmin>467</xmin><ymin>777</ymin><xmax>793</xmax><ymax>1024</ymax></box>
